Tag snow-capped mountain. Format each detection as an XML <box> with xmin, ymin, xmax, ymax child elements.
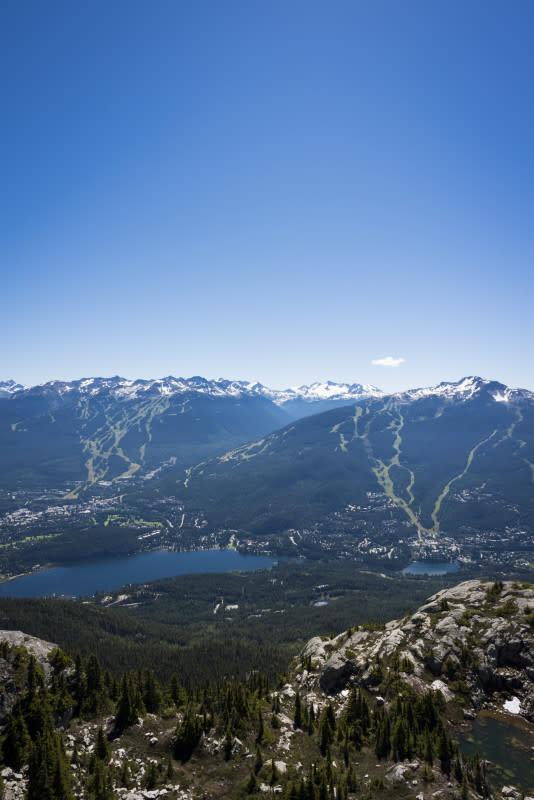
<box><xmin>0</xmin><ymin>376</ymin><xmax>383</xmax><ymax>407</ymax></box>
<box><xmin>396</xmin><ymin>376</ymin><xmax>534</xmax><ymax>405</ymax></box>
<box><xmin>5</xmin><ymin>375</ymin><xmax>534</xmax><ymax>409</ymax></box>
<box><xmin>0</xmin><ymin>375</ymin><xmax>383</xmax><ymax>491</ymax></box>
<box><xmin>0</xmin><ymin>379</ymin><xmax>26</xmax><ymax>396</ymax></box>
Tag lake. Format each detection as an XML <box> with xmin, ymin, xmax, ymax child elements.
<box><xmin>402</xmin><ymin>561</ymin><xmax>459</xmax><ymax>576</ymax></box>
<box><xmin>0</xmin><ymin>549</ymin><xmax>277</xmax><ymax>599</ymax></box>
<box><xmin>459</xmin><ymin>711</ymin><xmax>534</xmax><ymax>793</ymax></box>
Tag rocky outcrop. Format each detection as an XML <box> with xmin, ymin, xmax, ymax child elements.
<box><xmin>0</xmin><ymin>630</ymin><xmax>57</xmax><ymax>672</ymax></box>
<box><xmin>299</xmin><ymin>580</ymin><xmax>534</xmax><ymax>721</ymax></box>
<box><xmin>0</xmin><ymin>630</ymin><xmax>58</xmax><ymax>725</ymax></box>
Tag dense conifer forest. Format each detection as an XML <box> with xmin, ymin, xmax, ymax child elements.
<box><xmin>0</xmin><ymin>563</ymin><xmax>455</xmax><ymax>683</ymax></box>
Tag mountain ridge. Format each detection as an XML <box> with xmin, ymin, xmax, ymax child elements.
<box><xmin>179</xmin><ymin>375</ymin><xmax>534</xmax><ymax>547</ymax></box>
<box><xmin>0</xmin><ymin>375</ymin><xmax>384</xmax><ymax>405</ymax></box>
<box><xmin>3</xmin><ymin>374</ymin><xmax>534</xmax><ymax>406</ymax></box>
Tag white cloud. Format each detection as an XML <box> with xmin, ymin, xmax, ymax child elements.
<box><xmin>371</xmin><ymin>356</ymin><xmax>405</xmax><ymax>368</ymax></box>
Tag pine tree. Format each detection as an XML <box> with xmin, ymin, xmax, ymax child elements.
<box><xmin>145</xmin><ymin>761</ymin><xmax>158</xmax><ymax>790</ymax></box>
<box><xmin>294</xmin><ymin>691</ymin><xmax>302</xmax><ymax>729</ymax></box>
<box><xmin>119</xmin><ymin>762</ymin><xmax>132</xmax><ymax>788</ymax></box>
<box><xmin>308</xmin><ymin>702</ymin><xmax>316</xmax><ymax>734</ymax></box>
<box><xmin>223</xmin><ymin>728</ymin><xmax>233</xmax><ymax>761</ymax></box>
<box><xmin>26</xmin><ymin>655</ymin><xmax>40</xmax><ymax>699</ymax></box>
<box><xmin>270</xmin><ymin>758</ymin><xmax>279</xmax><ymax>786</ymax></box>
<box><xmin>424</xmin><ymin>731</ymin><xmax>434</xmax><ymax>765</ymax></box>
<box><xmin>27</xmin><ymin>687</ymin><xmax>55</xmax><ymax>740</ymax></box>
<box><xmin>143</xmin><ymin>668</ymin><xmax>163</xmax><ymax>714</ymax></box>
<box><xmin>174</xmin><ymin>707</ymin><xmax>202</xmax><ymax>762</ymax></box>
<box><xmin>254</xmin><ymin>744</ymin><xmax>263</xmax><ymax>774</ymax></box>
<box><xmin>3</xmin><ymin>711</ymin><xmax>30</xmax><ymax>770</ymax></box>
<box><xmin>246</xmin><ymin>770</ymin><xmax>257</xmax><ymax>794</ymax></box>
<box><xmin>170</xmin><ymin>674</ymin><xmax>185</xmax><ymax>707</ymax></box>
<box><xmin>88</xmin><ymin>758</ymin><xmax>113</xmax><ymax>800</ymax></box>
<box><xmin>72</xmin><ymin>654</ymin><xmax>86</xmax><ymax>713</ymax></box>
<box><xmin>438</xmin><ymin>728</ymin><xmax>452</xmax><ymax>773</ymax></box>
<box><xmin>115</xmin><ymin>673</ymin><xmax>144</xmax><ymax>728</ymax></box>
<box><xmin>83</xmin><ymin>654</ymin><xmax>107</xmax><ymax>716</ymax></box>
<box><xmin>27</xmin><ymin>730</ymin><xmax>73</xmax><ymax>800</ymax></box>
<box><xmin>166</xmin><ymin>755</ymin><xmax>174</xmax><ymax>780</ymax></box>
<box><xmin>256</xmin><ymin>708</ymin><xmax>264</xmax><ymax>743</ymax></box>
<box><xmin>95</xmin><ymin>726</ymin><xmax>111</xmax><ymax>763</ymax></box>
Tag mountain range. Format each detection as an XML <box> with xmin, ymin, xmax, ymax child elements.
<box><xmin>0</xmin><ymin>376</ymin><xmax>382</xmax><ymax>491</ymax></box>
<box><xmin>2</xmin><ymin>374</ymin><xmax>534</xmax><ymax>546</ymax></box>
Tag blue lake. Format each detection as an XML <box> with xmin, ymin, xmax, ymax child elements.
<box><xmin>402</xmin><ymin>561</ymin><xmax>459</xmax><ymax>576</ymax></box>
<box><xmin>0</xmin><ymin>549</ymin><xmax>277</xmax><ymax>599</ymax></box>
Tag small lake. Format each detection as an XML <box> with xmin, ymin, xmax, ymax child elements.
<box><xmin>0</xmin><ymin>549</ymin><xmax>277</xmax><ymax>599</ymax></box>
<box><xmin>459</xmin><ymin>711</ymin><xmax>534</xmax><ymax>793</ymax></box>
<box><xmin>402</xmin><ymin>561</ymin><xmax>459</xmax><ymax>576</ymax></box>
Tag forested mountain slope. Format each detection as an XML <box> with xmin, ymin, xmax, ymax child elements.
<box><xmin>181</xmin><ymin>377</ymin><xmax>534</xmax><ymax>539</ymax></box>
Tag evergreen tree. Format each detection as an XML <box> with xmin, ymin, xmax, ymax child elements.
<box><xmin>246</xmin><ymin>770</ymin><xmax>257</xmax><ymax>794</ymax></box>
<box><xmin>26</xmin><ymin>655</ymin><xmax>39</xmax><ymax>699</ymax></box>
<box><xmin>424</xmin><ymin>731</ymin><xmax>434</xmax><ymax>765</ymax></box>
<box><xmin>294</xmin><ymin>691</ymin><xmax>302</xmax><ymax>729</ymax></box>
<box><xmin>438</xmin><ymin>728</ymin><xmax>452</xmax><ymax>773</ymax></box>
<box><xmin>143</xmin><ymin>668</ymin><xmax>163</xmax><ymax>714</ymax></box>
<box><xmin>374</xmin><ymin>710</ymin><xmax>390</xmax><ymax>759</ymax></box>
<box><xmin>166</xmin><ymin>755</ymin><xmax>174</xmax><ymax>780</ymax></box>
<box><xmin>270</xmin><ymin>758</ymin><xmax>279</xmax><ymax>786</ymax></box>
<box><xmin>72</xmin><ymin>654</ymin><xmax>86</xmax><ymax>713</ymax></box>
<box><xmin>95</xmin><ymin>726</ymin><xmax>111</xmax><ymax>763</ymax></box>
<box><xmin>3</xmin><ymin>711</ymin><xmax>30</xmax><ymax>770</ymax></box>
<box><xmin>256</xmin><ymin>708</ymin><xmax>264</xmax><ymax>743</ymax></box>
<box><xmin>82</xmin><ymin>653</ymin><xmax>108</xmax><ymax>716</ymax></box>
<box><xmin>145</xmin><ymin>761</ymin><xmax>158</xmax><ymax>790</ymax></box>
<box><xmin>119</xmin><ymin>762</ymin><xmax>132</xmax><ymax>788</ymax></box>
<box><xmin>170</xmin><ymin>674</ymin><xmax>185</xmax><ymax>707</ymax></box>
<box><xmin>27</xmin><ymin>731</ymin><xmax>73</xmax><ymax>800</ymax></box>
<box><xmin>254</xmin><ymin>744</ymin><xmax>263</xmax><ymax>774</ymax></box>
<box><xmin>174</xmin><ymin>707</ymin><xmax>202</xmax><ymax>762</ymax></box>
<box><xmin>115</xmin><ymin>673</ymin><xmax>144</xmax><ymax>729</ymax></box>
<box><xmin>88</xmin><ymin>758</ymin><xmax>113</xmax><ymax>800</ymax></box>
<box><xmin>223</xmin><ymin>728</ymin><xmax>233</xmax><ymax>761</ymax></box>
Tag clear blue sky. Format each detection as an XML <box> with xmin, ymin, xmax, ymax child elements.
<box><xmin>3</xmin><ymin>0</ymin><xmax>533</xmax><ymax>393</ymax></box>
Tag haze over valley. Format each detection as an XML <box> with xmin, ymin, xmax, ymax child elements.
<box><xmin>1</xmin><ymin>374</ymin><xmax>534</xmax><ymax>579</ymax></box>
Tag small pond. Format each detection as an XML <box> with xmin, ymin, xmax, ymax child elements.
<box><xmin>458</xmin><ymin>711</ymin><xmax>534</xmax><ymax>793</ymax></box>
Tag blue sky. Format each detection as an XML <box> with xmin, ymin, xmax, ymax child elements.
<box><xmin>3</xmin><ymin>0</ymin><xmax>534</xmax><ymax>393</ymax></box>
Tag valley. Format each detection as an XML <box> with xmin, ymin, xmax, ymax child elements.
<box><xmin>2</xmin><ymin>374</ymin><xmax>534</xmax><ymax>800</ymax></box>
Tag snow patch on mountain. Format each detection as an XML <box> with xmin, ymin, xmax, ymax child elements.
<box><xmin>1</xmin><ymin>376</ymin><xmax>384</xmax><ymax>405</ymax></box>
<box><xmin>4</xmin><ymin>375</ymin><xmax>533</xmax><ymax>407</ymax></box>
<box><xmin>398</xmin><ymin>376</ymin><xmax>534</xmax><ymax>404</ymax></box>
<box><xmin>0</xmin><ymin>380</ymin><xmax>26</xmax><ymax>395</ymax></box>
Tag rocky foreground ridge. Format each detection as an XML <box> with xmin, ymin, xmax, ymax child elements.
<box><xmin>300</xmin><ymin>579</ymin><xmax>534</xmax><ymax>718</ymax></box>
<box><xmin>1</xmin><ymin>580</ymin><xmax>534</xmax><ymax>800</ymax></box>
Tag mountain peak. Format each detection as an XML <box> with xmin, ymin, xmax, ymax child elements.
<box><xmin>0</xmin><ymin>376</ymin><xmax>384</xmax><ymax>406</ymax></box>
<box><xmin>398</xmin><ymin>376</ymin><xmax>533</xmax><ymax>404</ymax></box>
<box><xmin>0</xmin><ymin>379</ymin><xmax>26</xmax><ymax>396</ymax></box>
